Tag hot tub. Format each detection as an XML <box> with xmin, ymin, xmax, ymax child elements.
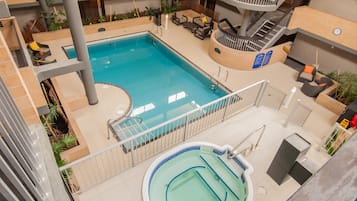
<box><xmin>142</xmin><ymin>142</ymin><xmax>253</xmax><ymax>201</ymax></box>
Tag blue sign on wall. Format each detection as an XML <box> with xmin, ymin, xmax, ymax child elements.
<box><xmin>252</xmin><ymin>53</ymin><xmax>265</xmax><ymax>69</ymax></box>
<box><xmin>262</xmin><ymin>50</ymin><xmax>273</xmax><ymax>66</ymax></box>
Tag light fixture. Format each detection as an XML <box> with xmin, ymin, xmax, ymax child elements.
<box><xmin>333</xmin><ymin>27</ymin><xmax>342</xmax><ymax>36</ymax></box>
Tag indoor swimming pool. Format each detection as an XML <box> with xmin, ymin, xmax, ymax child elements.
<box><xmin>65</xmin><ymin>32</ymin><xmax>227</xmax><ymax>141</ymax></box>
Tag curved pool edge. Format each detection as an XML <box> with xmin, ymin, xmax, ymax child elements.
<box><xmin>142</xmin><ymin>141</ymin><xmax>254</xmax><ymax>201</ymax></box>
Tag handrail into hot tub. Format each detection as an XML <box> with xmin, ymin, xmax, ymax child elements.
<box><xmin>228</xmin><ymin>124</ymin><xmax>266</xmax><ymax>159</ymax></box>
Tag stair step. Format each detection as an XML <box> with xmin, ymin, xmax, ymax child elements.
<box><xmin>266</xmin><ymin>20</ymin><xmax>275</xmax><ymax>25</ymax></box>
<box><xmin>199</xmin><ymin>154</ymin><xmax>245</xmax><ymax>201</ymax></box>
<box><xmin>256</xmin><ymin>33</ymin><xmax>264</xmax><ymax>37</ymax></box>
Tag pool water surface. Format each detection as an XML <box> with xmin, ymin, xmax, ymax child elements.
<box><xmin>66</xmin><ymin>33</ymin><xmax>226</xmax><ymax>129</ymax></box>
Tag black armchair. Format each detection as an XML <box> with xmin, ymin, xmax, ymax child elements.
<box><xmin>192</xmin><ymin>15</ymin><xmax>212</xmax><ymax>28</ymax></box>
<box><xmin>301</xmin><ymin>77</ymin><xmax>333</xmax><ymax>97</ymax></box>
<box><xmin>194</xmin><ymin>21</ymin><xmax>214</xmax><ymax>40</ymax></box>
<box><xmin>171</xmin><ymin>12</ymin><xmax>188</xmax><ymax>25</ymax></box>
<box><xmin>297</xmin><ymin>65</ymin><xmax>317</xmax><ymax>83</ymax></box>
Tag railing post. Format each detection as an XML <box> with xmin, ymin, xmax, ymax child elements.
<box><xmin>183</xmin><ymin>115</ymin><xmax>189</xmax><ymax>141</ymax></box>
<box><xmin>130</xmin><ymin>141</ymin><xmax>136</xmax><ymax>167</ymax></box>
<box><xmin>254</xmin><ymin>81</ymin><xmax>269</xmax><ymax>107</ymax></box>
<box><xmin>222</xmin><ymin>96</ymin><xmax>232</xmax><ymax>122</ymax></box>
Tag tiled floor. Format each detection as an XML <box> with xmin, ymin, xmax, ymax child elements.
<box><xmin>78</xmin><ymin>106</ymin><xmax>331</xmax><ymax>201</ymax></box>
<box><xmin>46</xmin><ymin>12</ymin><xmax>337</xmax><ymax>201</ymax></box>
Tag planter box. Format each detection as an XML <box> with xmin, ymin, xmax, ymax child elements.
<box><xmin>315</xmin><ymin>73</ymin><xmax>345</xmax><ymax>115</ymax></box>
<box><xmin>33</xmin><ymin>16</ymin><xmax>152</xmax><ymax>42</ymax></box>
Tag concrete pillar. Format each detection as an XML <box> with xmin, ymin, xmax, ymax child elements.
<box><xmin>38</xmin><ymin>0</ymin><xmax>50</xmax><ymax>31</ymax></box>
<box><xmin>239</xmin><ymin>9</ymin><xmax>251</xmax><ymax>36</ymax></box>
<box><xmin>63</xmin><ymin>0</ymin><xmax>98</xmax><ymax>105</ymax></box>
<box><xmin>38</xmin><ymin>0</ymin><xmax>50</xmax><ymax>11</ymax></box>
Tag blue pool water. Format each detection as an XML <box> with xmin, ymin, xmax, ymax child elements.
<box><xmin>65</xmin><ymin>33</ymin><xmax>226</xmax><ymax>128</ymax></box>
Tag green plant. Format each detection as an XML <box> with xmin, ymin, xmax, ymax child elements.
<box><xmin>112</xmin><ymin>14</ymin><xmax>119</xmax><ymax>21</ymax></box>
<box><xmin>161</xmin><ymin>0</ymin><xmax>181</xmax><ymax>14</ymax></box>
<box><xmin>98</xmin><ymin>16</ymin><xmax>106</xmax><ymax>23</ymax></box>
<box><xmin>120</xmin><ymin>14</ymin><xmax>129</xmax><ymax>20</ymax></box>
<box><xmin>145</xmin><ymin>6</ymin><xmax>159</xmax><ymax>20</ymax></box>
<box><xmin>51</xmin><ymin>141</ymin><xmax>66</xmax><ymax>166</ymax></box>
<box><xmin>42</xmin><ymin>8</ymin><xmax>67</xmax><ymax>31</ymax></box>
<box><xmin>62</xmin><ymin>134</ymin><xmax>77</xmax><ymax>148</ymax></box>
<box><xmin>83</xmin><ymin>16</ymin><xmax>94</xmax><ymax>25</ymax></box>
<box><xmin>327</xmin><ymin>71</ymin><xmax>357</xmax><ymax>105</ymax></box>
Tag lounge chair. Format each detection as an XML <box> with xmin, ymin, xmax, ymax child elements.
<box><xmin>301</xmin><ymin>77</ymin><xmax>333</xmax><ymax>97</ymax></box>
<box><xmin>33</xmin><ymin>58</ymin><xmax>57</xmax><ymax>66</ymax></box>
<box><xmin>28</xmin><ymin>41</ymin><xmax>51</xmax><ymax>59</ymax></box>
<box><xmin>194</xmin><ymin>21</ymin><xmax>214</xmax><ymax>40</ymax></box>
<box><xmin>28</xmin><ymin>41</ymin><xmax>56</xmax><ymax>65</ymax></box>
<box><xmin>297</xmin><ymin>65</ymin><xmax>317</xmax><ymax>83</ymax></box>
<box><xmin>171</xmin><ymin>12</ymin><xmax>188</xmax><ymax>25</ymax></box>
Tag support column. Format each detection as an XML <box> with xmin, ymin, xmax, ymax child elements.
<box><xmin>38</xmin><ymin>0</ymin><xmax>50</xmax><ymax>11</ymax></box>
<box><xmin>239</xmin><ymin>9</ymin><xmax>251</xmax><ymax>36</ymax></box>
<box><xmin>63</xmin><ymin>0</ymin><xmax>98</xmax><ymax>105</ymax></box>
<box><xmin>38</xmin><ymin>0</ymin><xmax>50</xmax><ymax>31</ymax></box>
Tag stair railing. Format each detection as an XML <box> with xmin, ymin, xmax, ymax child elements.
<box><xmin>228</xmin><ymin>124</ymin><xmax>266</xmax><ymax>159</ymax></box>
<box><xmin>107</xmin><ymin>115</ymin><xmax>143</xmax><ymax>140</ymax></box>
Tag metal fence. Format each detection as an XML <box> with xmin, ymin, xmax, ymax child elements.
<box><xmin>59</xmin><ymin>80</ymin><xmax>286</xmax><ymax>195</ymax></box>
<box><xmin>323</xmin><ymin>123</ymin><xmax>355</xmax><ymax>156</ymax></box>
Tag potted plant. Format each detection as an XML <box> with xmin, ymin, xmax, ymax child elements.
<box><xmin>327</xmin><ymin>71</ymin><xmax>357</xmax><ymax>105</ymax></box>
<box><xmin>161</xmin><ymin>0</ymin><xmax>181</xmax><ymax>30</ymax></box>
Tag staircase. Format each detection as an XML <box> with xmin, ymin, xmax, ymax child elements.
<box><xmin>247</xmin><ymin>22</ymin><xmax>285</xmax><ymax>51</ymax></box>
<box><xmin>216</xmin><ymin>8</ymin><xmax>291</xmax><ymax>52</ymax></box>
<box><xmin>220</xmin><ymin>0</ymin><xmax>286</xmax><ymax>12</ymax></box>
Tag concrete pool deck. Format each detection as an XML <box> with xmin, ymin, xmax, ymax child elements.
<box><xmin>42</xmin><ymin>10</ymin><xmax>338</xmax><ymax>201</ymax></box>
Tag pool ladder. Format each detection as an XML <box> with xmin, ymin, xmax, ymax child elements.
<box><xmin>217</xmin><ymin>66</ymin><xmax>229</xmax><ymax>82</ymax></box>
<box><xmin>228</xmin><ymin>124</ymin><xmax>266</xmax><ymax>159</ymax></box>
<box><xmin>107</xmin><ymin>115</ymin><xmax>143</xmax><ymax>140</ymax></box>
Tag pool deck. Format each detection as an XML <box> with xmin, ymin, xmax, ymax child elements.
<box><xmin>44</xmin><ymin>10</ymin><xmax>337</xmax><ymax>201</ymax></box>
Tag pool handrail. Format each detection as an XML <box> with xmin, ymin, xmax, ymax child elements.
<box><xmin>228</xmin><ymin>124</ymin><xmax>267</xmax><ymax>159</ymax></box>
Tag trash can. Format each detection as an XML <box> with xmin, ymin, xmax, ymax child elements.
<box><xmin>154</xmin><ymin>12</ymin><xmax>162</xmax><ymax>26</ymax></box>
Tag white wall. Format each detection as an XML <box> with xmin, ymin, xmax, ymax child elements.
<box><xmin>104</xmin><ymin>0</ymin><xmax>160</xmax><ymax>15</ymax></box>
<box><xmin>289</xmin><ymin>33</ymin><xmax>357</xmax><ymax>74</ymax></box>
<box><xmin>309</xmin><ymin>0</ymin><xmax>357</xmax><ymax>22</ymax></box>
<box><xmin>9</xmin><ymin>7</ymin><xmax>42</xmax><ymax>31</ymax></box>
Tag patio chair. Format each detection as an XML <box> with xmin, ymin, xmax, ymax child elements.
<box><xmin>33</xmin><ymin>58</ymin><xmax>57</xmax><ymax>66</ymax></box>
<box><xmin>301</xmin><ymin>77</ymin><xmax>333</xmax><ymax>97</ymax></box>
<box><xmin>28</xmin><ymin>41</ymin><xmax>51</xmax><ymax>59</ymax></box>
<box><xmin>194</xmin><ymin>21</ymin><xmax>214</xmax><ymax>40</ymax></box>
<box><xmin>171</xmin><ymin>12</ymin><xmax>188</xmax><ymax>25</ymax></box>
<box><xmin>296</xmin><ymin>65</ymin><xmax>316</xmax><ymax>83</ymax></box>
<box><xmin>192</xmin><ymin>14</ymin><xmax>212</xmax><ymax>28</ymax></box>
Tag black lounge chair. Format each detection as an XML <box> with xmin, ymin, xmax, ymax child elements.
<box><xmin>182</xmin><ymin>21</ymin><xmax>199</xmax><ymax>33</ymax></box>
<box><xmin>301</xmin><ymin>77</ymin><xmax>333</xmax><ymax>97</ymax></box>
<box><xmin>297</xmin><ymin>65</ymin><xmax>317</xmax><ymax>83</ymax></box>
<box><xmin>194</xmin><ymin>21</ymin><xmax>214</xmax><ymax>40</ymax></box>
<box><xmin>171</xmin><ymin>12</ymin><xmax>188</xmax><ymax>25</ymax></box>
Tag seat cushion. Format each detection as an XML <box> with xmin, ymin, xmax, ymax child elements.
<box><xmin>304</xmin><ymin>65</ymin><xmax>315</xmax><ymax>74</ymax></box>
<box><xmin>300</xmin><ymin>72</ymin><xmax>313</xmax><ymax>81</ymax></box>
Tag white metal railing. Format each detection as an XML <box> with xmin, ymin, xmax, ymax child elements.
<box><xmin>228</xmin><ymin>124</ymin><xmax>266</xmax><ymax>158</ymax></box>
<box><xmin>59</xmin><ymin>80</ymin><xmax>287</xmax><ymax>195</ymax></box>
